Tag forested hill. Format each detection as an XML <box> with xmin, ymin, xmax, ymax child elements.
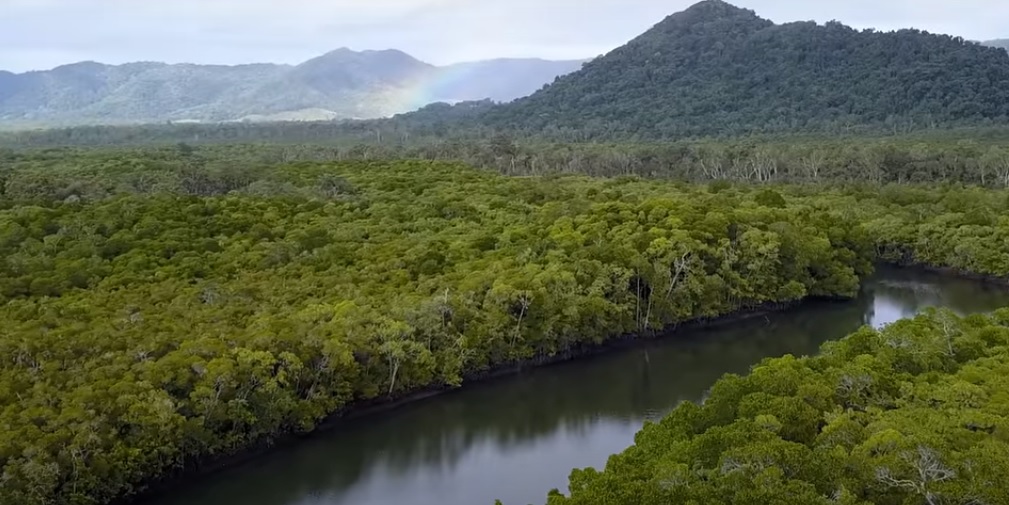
<box><xmin>477</xmin><ymin>0</ymin><xmax>1009</xmax><ymax>138</ymax></box>
<box><xmin>0</xmin><ymin>51</ymin><xmax>582</xmax><ymax>126</ymax></box>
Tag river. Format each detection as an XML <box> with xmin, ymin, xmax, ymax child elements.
<box><xmin>145</xmin><ymin>266</ymin><xmax>1009</xmax><ymax>505</ymax></box>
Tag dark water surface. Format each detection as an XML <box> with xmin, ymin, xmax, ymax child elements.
<box><xmin>146</xmin><ymin>267</ymin><xmax>1009</xmax><ymax>505</ymax></box>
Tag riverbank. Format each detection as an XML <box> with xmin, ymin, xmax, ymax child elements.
<box><xmin>131</xmin><ymin>264</ymin><xmax>1009</xmax><ymax>505</ymax></box>
<box><xmin>120</xmin><ymin>293</ymin><xmax>844</xmax><ymax>505</ymax></box>
<box><xmin>890</xmin><ymin>262</ymin><xmax>1009</xmax><ymax>286</ymax></box>
<box><xmin>121</xmin><ymin>263</ymin><xmax>1009</xmax><ymax>505</ymax></box>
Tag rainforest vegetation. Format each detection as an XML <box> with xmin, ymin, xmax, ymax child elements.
<box><xmin>546</xmin><ymin>307</ymin><xmax>1009</xmax><ymax>505</ymax></box>
<box><xmin>1</xmin><ymin>145</ymin><xmax>1009</xmax><ymax>504</ymax></box>
<box><xmin>481</xmin><ymin>0</ymin><xmax>1009</xmax><ymax>139</ymax></box>
<box><xmin>7</xmin><ymin>2</ymin><xmax>1009</xmax><ymax>504</ymax></box>
<box><xmin>6</xmin><ymin>131</ymin><xmax>1009</xmax><ymax>189</ymax></box>
<box><xmin>8</xmin><ymin>0</ymin><xmax>1009</xmax><ymax>142</ymax></box>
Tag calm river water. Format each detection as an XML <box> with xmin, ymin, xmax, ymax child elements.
<box><xmin>147</xmin><ymin>266</ymin><xmax>1009</xmax><ymax>505</ymax></box>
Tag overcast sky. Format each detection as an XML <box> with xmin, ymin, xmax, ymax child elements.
<box><xmin>2</xmin><ymin>0</ymin><xmax>1006</xmax><ymax>72</ymax></box>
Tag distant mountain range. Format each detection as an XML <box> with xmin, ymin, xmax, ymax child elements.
<box><xmin>4</xmin><ymin>0</ymin><xmax>1008</xmax><ymax>137</ymax></box>
<box><xmin>467</xmin><ymin>0</ymin><xmax>1009</xmax><ymax>137</ymax></box>
<box><xmin>0</xmin><ymin>50</ymin><xmax>585</xmax><ymax>126</ymax></box>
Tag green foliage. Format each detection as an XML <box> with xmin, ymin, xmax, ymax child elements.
<box><xmin>754</xmin><ymin>189</ymin><xmax>786</xmax><ymax>208</ymax></box>
<box><xmin>855</xmin><ymin>185</ymin><xmax>1009</xmax><ymax>278</ymax></box>
<box><xmin>546</xmin><ymin>309</ymin><xmax>1009</xmax><ymax>505</ymax></box>
<box><xmin>9</xmin><ymin>133</ymin><xmax>1009</xmax><ymax>190</ymax></box>
<box><xmin>7</xmin><ymin>1</ymin><xmax>1009</xmax><ymax>146</ymax></box>
<box><xmin>482</xmin><ymin>0</ymin><xmax>1009</xmax><ymax>138</ymax></box>
<box><xmin>3</xmin><ymin>144</ymin><xmax>1009</xmax><ymax>505</ymax></box>
<box><xmin>0</xmin><ymin>159</ymin><xmax>876</xmax><ymax>505</ymax></box>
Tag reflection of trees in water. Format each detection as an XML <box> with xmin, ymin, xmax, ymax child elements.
<box><xmin>877</xmin><ymin>280</ymin><xmax>943</xmax><ymax>295</ymax></box>
<box><xmin>866</xmin><ymin>266</ymin><xmax>1009</xmax><ymax>327</ymax></box>
<box><xmin>158</xmin><ymin>298</ymin><xmax>874</xmax><ymax>505</ymax></box>
<box><xmin>150</xmin><ymin>269</ymin><xmax>1009</xmax><ymax>505</ymax></box>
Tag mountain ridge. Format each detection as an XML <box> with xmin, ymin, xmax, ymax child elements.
<box><xmin>471</xmin><ymin>1</ymin><xmax>1009</xmax><ymax>138</ymax></box>
<box><xmin>0</xmin><ymin>50</ymin><xmax>585</xmax><ymax>125</ymax></box>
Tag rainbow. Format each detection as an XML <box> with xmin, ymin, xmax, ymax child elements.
<box><xmin>384</xmin><ymin>63</ymin><xmax>501</xmax><ymax>115</ymax></box>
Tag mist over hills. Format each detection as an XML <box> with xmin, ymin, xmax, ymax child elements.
<box><xmin>0</xmin><ymin>50</ymin><xmax>584</xmax><ymax>126</ymax></box>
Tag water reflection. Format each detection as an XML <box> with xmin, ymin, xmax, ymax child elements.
<box><xmin>147</xmin><ymin>266</ymin><xmax>1009</xmax><ymax>505</ymax></box>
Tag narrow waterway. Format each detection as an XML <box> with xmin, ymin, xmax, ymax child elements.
<box><xmin>146</xmin><ymin>266</ymin><xmax>1009</xmax><ymax>505</ymax></box>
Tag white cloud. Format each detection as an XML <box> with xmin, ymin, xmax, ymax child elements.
<box><xmin>0</xmin><ymin>0</ymin><xmax>1006</xmax><ymax>72</ymax></box>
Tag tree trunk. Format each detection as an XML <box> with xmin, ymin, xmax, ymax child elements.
<box><xmin>388</xmin><ymin>358</ymin><xmax>400</xmax><ymax>395</ymax></box>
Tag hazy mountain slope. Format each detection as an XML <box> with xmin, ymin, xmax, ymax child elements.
<box><xmin>0</xmin><ymin>51</ymin><xmax>582</xmax><ymax>125</ymax></box>
<box><xmin>213</xmin><ymin>49</ymin><xmax>438</xmax><ymax>120</ymax></box>
<box><xmin>434</xmin><ymin>58</ymin><xmax>587</xmax><ymax>103</ymax></box>
<box><xmin>984</xmin><ymin>39</ymin><xmax>1009</xmax><ymax>50</ymax></box>
<box><xmin>480</xmin><ymin>0</ymin><xmax>1009</xmax><ymax>137</ymax></box>
<box><xmin>0</xmin><ymin>62</ymin><xmax>286</xmax><ymax>122</ymax></box>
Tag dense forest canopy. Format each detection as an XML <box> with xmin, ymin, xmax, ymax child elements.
<box><xmin>3</xmin><ymin>149</ymin><xmax>1009</xmax><ymax>504</ymax></box>
<box><xmin>546</xmin><ymin>307</ymin><xmax>1009</xmax><ymax>505</ymax></box>
<box><xmin>477</xmin><ymin>0</ymin><xmax>1009</xmax><ymax>138</ymax></box>
<box><xmin>6</xmin><ymin>134</ymin><xmax>1009</xmax><ymax>192</ymax></box>
<box><xmin>5</xmin><ymin>1</ymin><xmax>1009</xmax><ymax>144</ymax></box>
<box><xmin>6</xmin><ymin>2</ymin><xmax>1009</xmax><ymax>505</ymax></box>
